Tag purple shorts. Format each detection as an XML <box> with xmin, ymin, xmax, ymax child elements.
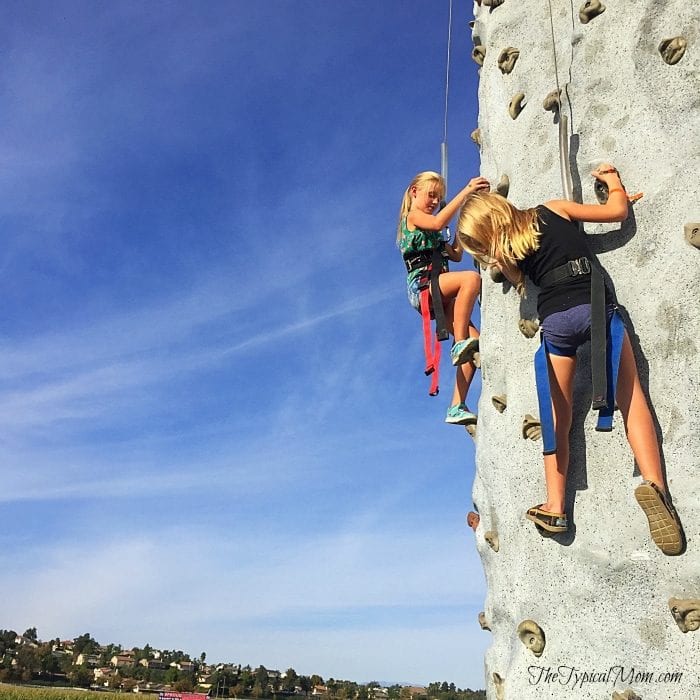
<box><xmin>540</xmin><ymin>303</ymin><xmax>616</xmax><ymax>356</ymax></box>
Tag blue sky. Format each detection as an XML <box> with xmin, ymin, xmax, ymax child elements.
<box><xmin>0</xmin><ymin>0</ymin><xmax>488</xmax><ymax>689</ymax></box>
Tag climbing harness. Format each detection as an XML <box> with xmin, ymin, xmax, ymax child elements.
<box><xmin>533</xmin><ymin>259</ymin><xmax>626</xmax><ymax>455</ymax></box>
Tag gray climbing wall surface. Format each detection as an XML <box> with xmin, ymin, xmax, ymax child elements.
<box><xmin>468</xmin><ymin>1</ymin><xmax>700</xmax><ymax>698</ymax></box>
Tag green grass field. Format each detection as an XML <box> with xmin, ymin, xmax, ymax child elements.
<box><xmin>0</xmin><ymin>685</ymin><xmax>115</xmax><ymax>699</ymax></box>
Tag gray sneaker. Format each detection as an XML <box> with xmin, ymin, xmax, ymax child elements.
<box><xmin>450</xmin><ymin>337</ymin><xmax>479</xmax><ymax>366</ymax></box>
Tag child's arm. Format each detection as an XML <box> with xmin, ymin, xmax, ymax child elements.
<box><xmin>444</xmin><ymin>238</ymin><xmax>464</xmax><ymax>262</ymax></box>
<box><xmin>544</xmin><ymin>165</ymin><xmax>629</xmax><ymax>224</ymax></box>
<box><xmin>408</xmin><ymin>176</ymin><xmax>490</xmax><ymax>232</ymax></box>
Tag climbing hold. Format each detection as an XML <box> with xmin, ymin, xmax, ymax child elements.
<box><xmin>496</xmin><ymin>174</ymin><xmax>510</xmax><ymax>198</ymax></box>
<box><xmin>470</xmin><ymin>128</ymin><xmax>482</xmax><ymax>147</ymax></box>
<box><xmin>483</xmin><ymin>0</ymin><xmax>505</xmax><ymax>6</ymax></box>
<box><xmin>478</xmin><ymin>612</ymin><xmax>491</xmax><ymax>631</ymax></box>
<box><xmin>492</xmin><ymin>395</ymin><xmax>507</xmax><ymax>413</ymax></box>
<box><xmin>594</xmin><ymin>178</ymin><xmax>610</xmax><ymax>204</ymax></box>
<box><xmin>497</xmin><ymin>47</ymin><xmax>520</xmax><ymax>74</ymax></box>
<box><xmin>472</xmin><ymin>45</ymin><xmax>486</xmax><ymax>66</ymax></box>
<box><xmin>465</xmin><ymin>423</ymin><xmax>477</xmax><ymax>438</ymax></box>
<box><xmin>579</xmin><ymin>0</ymin><xmax>605</xmax><ymax>24</ymax></box>
<box><xmin>522</xmin><ymin>414</ymin><xmax>542</xmax><ymax>441</ymax></box>
<box><xmin>684</xmin><ymin>223</ymin><xmax>700</xmax><ymax>250</ymax></box>
<box><xmin>669</xmin><ymin>597</ymin><xmax>700</xmax><ymax>633</ymax></box>
<box><xmin>484</xmin><ymin>530</ymin><xmax>499</xmax><ymax>552</ymax></box>
<box><xmin>467</xmin><ymin>511</ymin><xmax>480</xmax><ymax>530</ymax></box>
<box><xmin>659</xmin><ymin>37</ymin><xmax>687</xmax><ymax>65</ymax></box>
<box><xmin>509</xmin><ymin>92</ymin><xmax>526</xmax><ymax>119</ymax></box>
<box><xmin>612</xmin><ymin>690</ymin><xmax>642</xmax><ymax>700</ymax></box>
<box><xmin>492</xmin><ymin>673</ymin><xmax>505</xmax><ymax>700</ymax></box>
<box><xmin>542</xmin><ymin>89</ymin><xmax>561</xmax><ymax>112</ymax></box>
<box><xmin>519</xmin><ymin>318</ymin><xmax>539</xmax><ymax>338</ymax></box>
<box><xmin>489</xmin><ymin>266</ymin><xmax>505</xmax><ymax>283</ymax></box>
<box><xmin>468</xmin><ymin>20</ymin><xmax>476</xmax><ymax>29</ymax></box>
<box><xmin>472</xmin><ymin>351</ymin><xmax>482</xmax><ymax>369</ymax></box>
<box><xmin>517</xmin><ymin>620</ymin><xmax>546</xmax><ymax>657</ymax></box>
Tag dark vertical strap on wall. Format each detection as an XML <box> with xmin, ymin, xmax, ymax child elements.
<box><xmin>590</xmin><ymin>265</ymin><xmax>608</xmax><ymax>410</ymax></box>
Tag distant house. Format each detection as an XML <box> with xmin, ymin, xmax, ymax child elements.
<box><xmin>140</xmin><ymin>658</ymin><xmax>169</xmax><ymax>670</ymax></box>
<box><xmin>111</xmin><ymin>654</ymin><xmax>134</xmax><ymax>668</ymax></box>
<box><xmin>75</xmin><ymin>653</ymin><xmax>100</xmax><ymax>667</ymax></box>
<box><xmin>171</xmin><ymin>660</ymin><xmax>195</xmax><ymax>672</ymax></box>
<box><xmin>94</xmin><ymin>667</ymin><xmax>115</xmax><ymax>687</ymax></box>
<box><xmin>14</xmin><ymin>635</ymin><xmax>38</xmax><ymax>648</ymax></box>
<box><xmin>312</xmin><ymin>685</ymin><xmax>328</xmax><ymax>696</ymax></box>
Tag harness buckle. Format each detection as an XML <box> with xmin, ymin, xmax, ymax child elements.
<box><xmin>568</xmin><ymin>257</ymin><xmax>591</xmax><ymax>276</ymax></box>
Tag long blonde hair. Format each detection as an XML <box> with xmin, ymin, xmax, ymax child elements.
<box><xmin>396</xmin><ymin>171</ymin><xmax>445</xmax><ymax>244</ymax></box>
<box><xmin>457</xmin><ymin>191</ymin><xmax>540</xmax><ymax>295</ymax></box>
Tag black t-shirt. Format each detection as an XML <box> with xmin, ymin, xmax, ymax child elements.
<box><xmin>518</xmin><ymin>205</ymin><xmax>595</xmax><ymax>321</ymax></box>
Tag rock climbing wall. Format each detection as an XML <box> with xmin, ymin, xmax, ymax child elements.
<box><xmin>468</xmin><ymin>1</ymin><xmax>700</xmax><ymax>698</ymax></box>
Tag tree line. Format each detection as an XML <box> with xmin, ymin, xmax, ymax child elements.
<box><xmin>0</xmin><ymin>628</ymin><xmax>484</xmax><ymax>699</ymax></box>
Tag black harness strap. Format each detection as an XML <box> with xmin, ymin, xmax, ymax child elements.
<box><xmin>590</xmin><ymin>265</ymin><xmax>608</xmax><ymax>409</ymax></box>
<box><xmin>429</xmin><ymin>248</ymin><xmax>450</xmax><ymax>341</ymax></box>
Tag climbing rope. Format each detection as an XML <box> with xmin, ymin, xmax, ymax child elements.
<box><xmin>442</xmin><ymin>0</ymin><xmax>453</xmax><ymax>193</ymax></box>
<box><xmin>546</xmin><ymin>0</ymin><xmax>573</xmax><ymax>200</ymax></box>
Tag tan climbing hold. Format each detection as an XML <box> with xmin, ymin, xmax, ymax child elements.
<box><xmin>517</xmin><ymin>619</ymin><xmax>546</xmax><ymax>657</ymax></box>
<box><xmin>519</xmin><ymin>318</ymin><xmax>539</xmax><ymax>338</ymax></box>
<box><xmin>659</xmin><ymin>37</ymin><xmax>687</xmax><ymax>65</ymax></box>
<box><xmin>472</xmin><ymin>45</ymin><xmax>486</xmax><ymax>67</ymax></box>
<box><xmin>509</xmin><ymin>92</ymin><xmax>526</xmax><ymax>119</ymax></box>
<box><xmin>470</xmin><ymin>128</ymin><xmax>482</xmax><ymax>147</ymax></box>
<box><xmin>492</xmin><ymin>395</ymin><xmax>507</xmax><ymax>413</ymax></box>
<box><xmin>522</xmin><ymin>414</ymin><xmax>542</xmax><ymax>441</ymax></box>
<box><xmin>483</xmin><ymin>0</ymin><xmax>505</xmax><ymax>6</ymax></box>
<box><xmin>612</xmin><ymin>690</ymin><xmax>642</xmax><ymax>700</ymax></box>
<box><xmin>489</xmin><ymin>266</ymin><xmax>505</xmax><ymax>283</ymax></box>
<box><xmin>542</xmin><ymin>89</ymin><xmax>561</xmax><ymax>112</ymax></box>
<box><xmin>465</xmin><ymin>423</ymin><xmax>477</xmax><ymax>438</ymax></box>
<box><xmin>684</xmin><ymin>223</ymin><xmax>700</xmax><ymax>249</ymax></box>
<box><xmin>492</xmin><ymin>673</ymin><xmax>505</xmax><ymax>700</ymax></box>
<box><xmin>484</xmin><ymin>530</ymin><xmax>499</xmax><ymax>552</ymax></box>
<box><xmin>669</xmin><ymin>597</ymin><xmax>700</xmax><ymax>633</ymax></box>
<box><xmin>478</xmin><ymin>611</ymin><xmax>491</xmax><ymax>631</ymax></box>
<box><xmin>579</xmin><ymin>0</ymin><xmax>605</xmax><ymax>24</ymax></box>
<box><xmin>497</xmin><ymin>47</ymin><xmax>519</xmax><ymax>74</ymax></box>
<box><xmin>496</xmin><ymin>174</ymin><xmax>510</xmax><ymax>198</ymax></box>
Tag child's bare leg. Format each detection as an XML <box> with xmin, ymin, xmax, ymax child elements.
<box><xmin>616</xmin><ymin>331</ymin><xmax>665</xmax><ymax>490</ymax></box>
<box><xmin>542</xmin><ymin>353</ymin><xmax>577</xmax><ymax>513</ymax></box>
<box><xmin>438</xmin><ymin>271</ymin><xmax>480</xmax><ymax>340</ymax></box>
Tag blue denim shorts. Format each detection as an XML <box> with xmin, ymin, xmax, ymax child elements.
<box><xmin>540</xmin><ymin>303</ymin><xmax>616</xmax><ymax>356</ymax></box>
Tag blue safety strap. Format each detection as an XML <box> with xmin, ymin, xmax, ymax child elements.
<box><xmin>595</xmin><ymin>308</ymin><xmax>625</xmax><ymax>432</ymax></box>
<box><xmin>534</xmin><ymin>336</ymin><xmax>557</xmax><ymax>455</ymax></box>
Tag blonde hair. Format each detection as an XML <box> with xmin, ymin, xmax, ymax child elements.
<box><xmin>396</xmin><ymin>171</ymin><xmax>446</xmax><ymax>244</ymax></box>
<box><xmin>457</xmin><ymin>191</ymin><xmax>540</xmax><ymax>295</ymax></box>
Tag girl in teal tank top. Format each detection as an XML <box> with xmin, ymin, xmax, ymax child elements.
<box><xmin>397</xmin><ymin>171</ymin><xmax>489</xmax><ymax>426</ymax></box>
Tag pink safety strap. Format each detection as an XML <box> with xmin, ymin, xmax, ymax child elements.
<box><xmin>419</xmin><ymin>286</ymin><xmax>441</xmax><ymax>396</ymax></box>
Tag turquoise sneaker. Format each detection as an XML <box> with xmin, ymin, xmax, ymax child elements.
<box><xmin>451</xmin><ymin>337</ymin><xmax>479</xmax><ymax>366</ymax></box>
<box><xmin>445</xmin><ymin>404</ymin><xmax>478</xmax><ymax>426</ymax></box>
